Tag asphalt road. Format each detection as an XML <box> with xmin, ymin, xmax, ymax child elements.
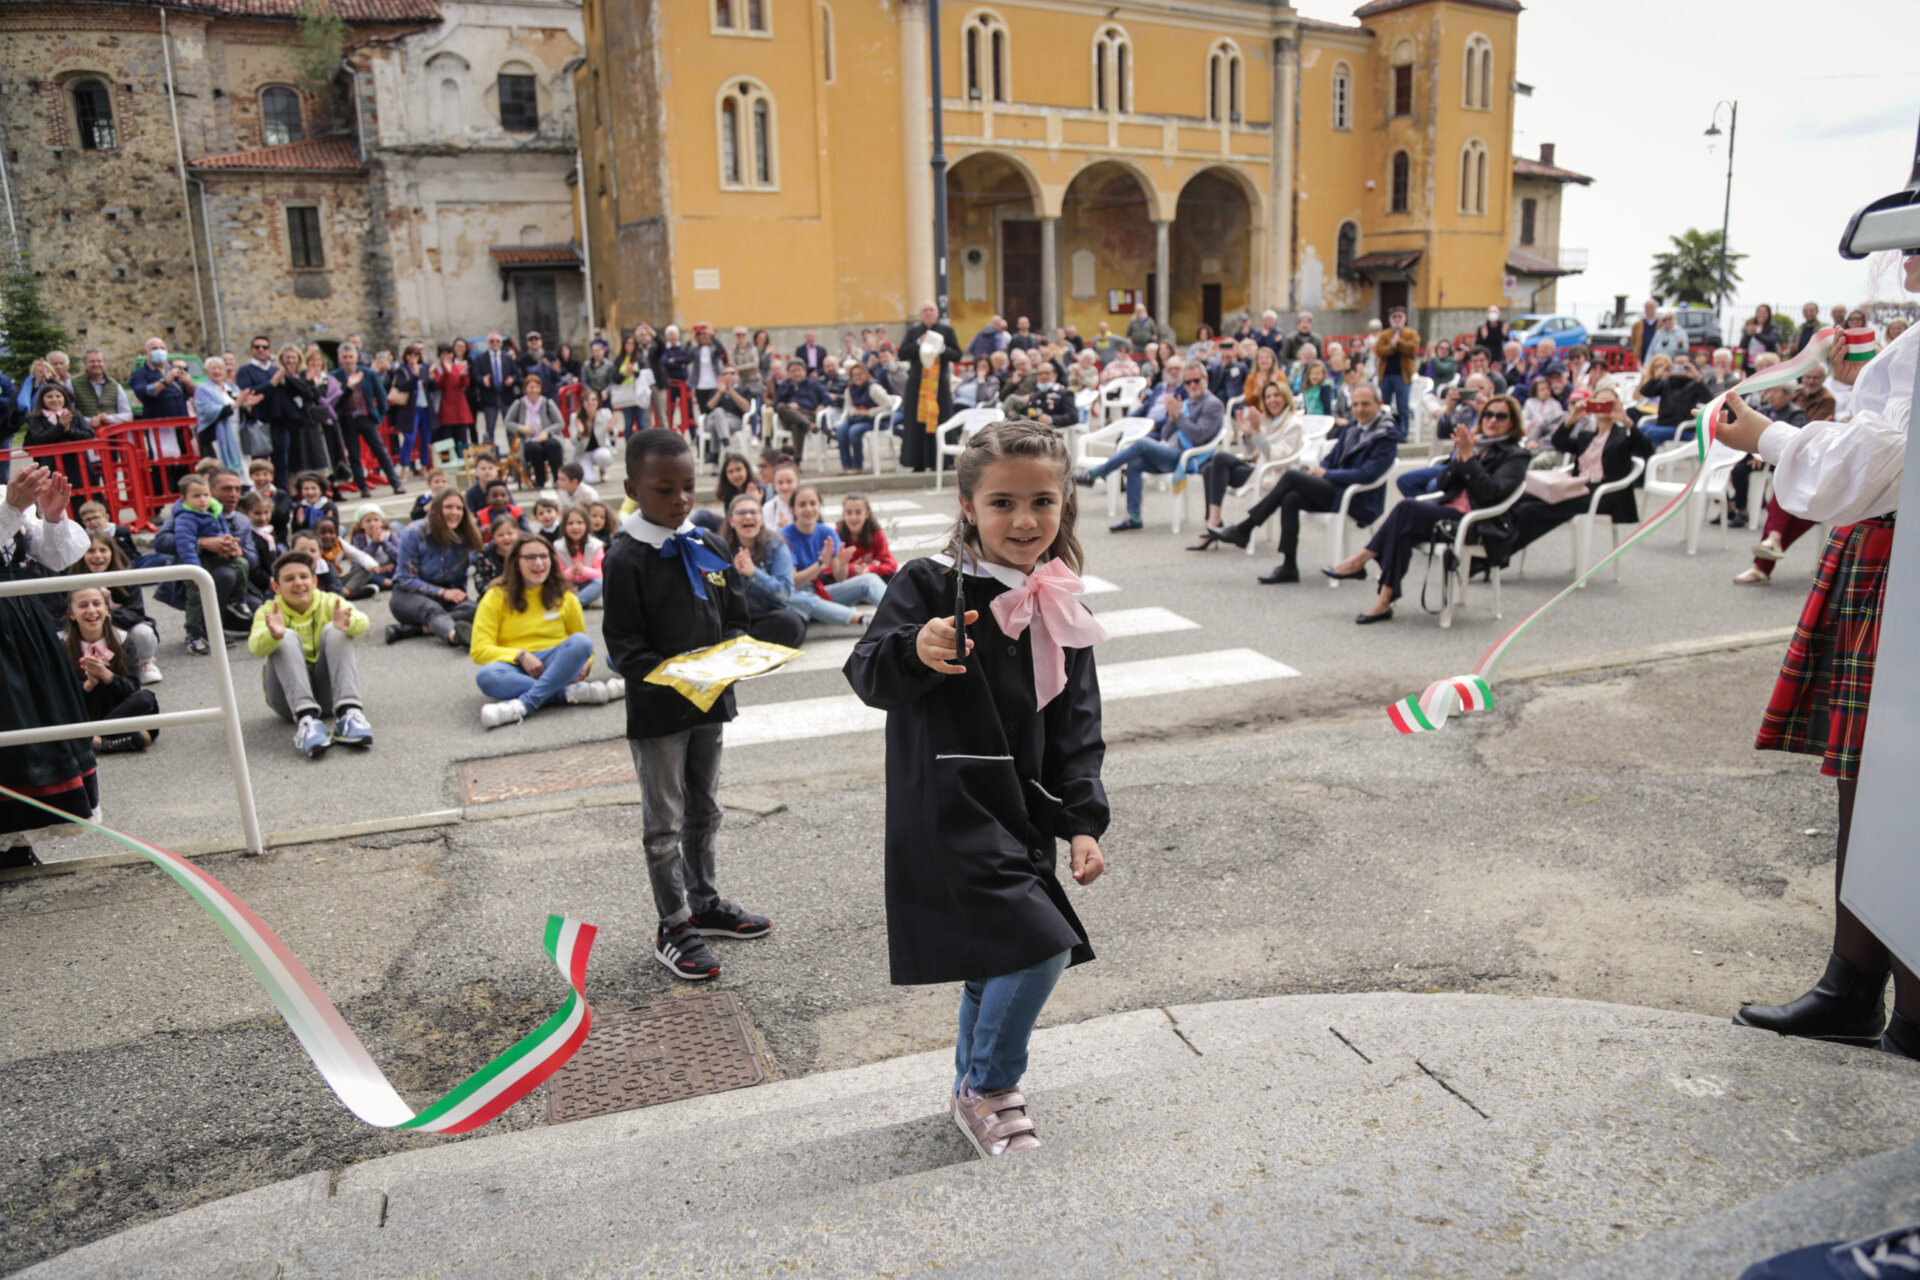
<box><xmin>0</xmin><ymin>636</ymin><xmax>1848</xmax><ymax>1274</ymax></box>
<box><xmin>27</xmin><ymin>457</ymin><xmax>1816</xmax><ymax>861</ymax></box>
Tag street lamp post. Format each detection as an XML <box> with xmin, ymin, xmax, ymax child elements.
<box><xmin>928</xmin><ymin>0</ymin><xmax>949</xmax><ymax>318</ymax></box>
<box><xmin>1704</xmin><ymin>100</ymin><xmax>1738</xmax><ymax>330</ymax></box>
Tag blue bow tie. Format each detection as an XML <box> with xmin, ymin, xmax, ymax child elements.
<box><xmin>659</xmin><ymin>529</ymin><xmax>730</xmax><ymax>600</ymax></box>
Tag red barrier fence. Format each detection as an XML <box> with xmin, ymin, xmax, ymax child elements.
<box><xmin>96</xmin><ymin>418</ymin><xmax>202</xmax><ymax>531</ymax></box>
<box><xmin>24</xmin><ymin>435</ymin><xmax>149</xmax><ymax>530</ymax></box>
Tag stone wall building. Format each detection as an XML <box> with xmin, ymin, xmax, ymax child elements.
<box><xmin>0</xmin><ymin>0</ymin><xmax>583</xmax><ymax>371</ymax></box>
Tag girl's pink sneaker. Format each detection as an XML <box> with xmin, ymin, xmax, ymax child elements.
<box><xmin>952</xmin><ymin>1083</ymin><xmax>1042</xmax><ymax>1158</ymax></box>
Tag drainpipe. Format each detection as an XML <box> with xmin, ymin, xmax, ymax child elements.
<box><xmin>574</xmin><ymin>152</ymin><xmax>595</xmax><ymax>337</ymax></box>
<box><xmin>189</xmin><ymin>177</ymin><xmax>227</xmax><ymax>353</ymax></box>
<box><xmin>0</xmin><ymin>116</ymin><xmax>17</xmax><ymax>251</ymax></box>
<box><xmin>159</xmin><ymin>7</ymin><xmax>212</xmax><ymax>351</ymax></box>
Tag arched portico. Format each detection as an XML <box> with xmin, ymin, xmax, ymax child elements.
<box><xmin>945</xmin><ymin>149</ymin><xmax>1046</xmax><ymax>339</ymax></box>
<box><xmin>1058</xmin><ymin>160</ymin><xmax>1156</xmax><ymax>341</ymax></box>
<box><xmin>1170</xmin><ymin>165</ymin><xmax>1260</xmax><ymax>340</ymax></box>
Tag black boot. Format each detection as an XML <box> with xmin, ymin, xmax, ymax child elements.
<box><xmin>1882</xmin><ymin>1010</ymin><xmax>1920</xmax><ymax>1061</ymax></box>
<box><xmin>1734</xmin><ymin>952</ymin><xmax>1889</xmax><ymax>1047</ymax></box>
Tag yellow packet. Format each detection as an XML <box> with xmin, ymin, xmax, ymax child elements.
<box><xmin>643</xmin><ymin>635</ymin><xmax>802</xmax><ymax>711</ymax></box>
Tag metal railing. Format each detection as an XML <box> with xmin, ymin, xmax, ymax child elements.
<box><xmin>0</xmin><ymin>564</ymin><xmax>263</xmax><ymax>855</ymax></box>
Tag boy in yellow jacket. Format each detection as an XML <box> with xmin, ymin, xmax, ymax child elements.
<box><xmin>247</xmin><ymin>549</ymin><xmax>373</xmax><ymax>758</ymax></box>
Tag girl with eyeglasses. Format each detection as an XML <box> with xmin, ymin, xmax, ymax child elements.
<box><xmin>468</xmin><ymin>532</ymin><xmax>620</xmax><ymax>729</ymax></box>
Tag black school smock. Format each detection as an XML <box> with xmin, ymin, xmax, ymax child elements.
<box><xmin>843</xmin><ymin>553</ymin><xmax>1108</xmax><ymax>986</ymax></box>
<box><xmin>601</xmin><ymin>512</ymin><xmax>750</xmax><ymax>740</ymax></box>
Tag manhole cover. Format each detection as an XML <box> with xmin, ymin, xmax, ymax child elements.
<box><xmin>547</xmin><ymin>991</ymin><xmax>767</xmax><ymax>1124</ymax></box>
<box><xmin>459</xmin><ymin>739</ymin><xmax>633</xmax><ymax>804</ymax></box>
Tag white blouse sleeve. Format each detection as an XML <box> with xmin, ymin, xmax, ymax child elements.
<box><xmin>1756</xmin><ymin>323</ymin><xmax>1916</xmax><ymax>526</ymax></box>
<box><xmin>0</xmin><ymin>504</ymin><xmax>90</xmax><ymax>571</ymax></box>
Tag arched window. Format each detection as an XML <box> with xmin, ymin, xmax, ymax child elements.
<box><xmin>717</xmin><ymin>78</ymin><xmax>777</xmax><ymax>190</ymax></box>
<box><xmin>1458</xmin><ymin>138</ymin><xmax>1489</xmax><ymax>214</ymax></box>
<box><xmin>1092</xmin><ymin>26</ymin><xmax>1129</xmax><ymax>114</ymax></box>
<box><xmin>498</xmin><ymin>62</ymin><xmax>539</xmax><ymax>132</ymax></box>
<box><xmin>1388</xmin><ymin>150</ymin><xmax>1410</xmax><ymax>214</ymax></box>
<box><xmin>71</xmin><ymin>78</ymin><xmax>116</xmax><ymax>151</ymax></box>
<box><xmin>1519</xmin><ymin>197</ymin><xmax>1537</xmax><ymax>246</ymax></box>
<box><xmin>1390</xmin><ymin>39</ymin><xmax>1414</xmax><ymax>118</ymax></box>
<box><xmin>428</xmin><ymin>52</ymin><xmax>469</xmax><ymax>133</ymax></box>
<box><xmin>1336</xmin><ymin>221</ymin><xmax>1359</xmax><ymax>281</ymax></box>
<box><xmin>963</xmin><ymin>11</ymin><xmax>1010</xmax><ymax>104</ymax></box>
<box><xmin>1330</xmin><ymin>60</ymin><xmax>1351</xmax><ymax>131</ymax></box>
<box><xmin>820</xmin><ymin>3</ymin><xmax>835</xmax><ymax>82</ymax></box>
<box><xmin>1207</xmin><ymin>40</ymin><xmax>1243</xmax><ymax>124</ymax></box>
<box><xmin>1462</xmin><ymin>34</ymin><xmax>1493</xmax><ymax>110</ymax></box>
<box><xmin>260</xmin><ymin>86</ymin><xmax>303</xmax><ymax>146</ymax></box>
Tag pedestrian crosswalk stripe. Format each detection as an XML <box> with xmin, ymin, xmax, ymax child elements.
<box><xmin>886</xmin><ymin>513</ymin><xmax>956</xmax><ymax>529</ymax></box>
<box><xmin>776</xmin><ymin>606</ymin><xmax>1197</xmax><ymax>676</ymax></box>
<box><xmin>821</xmin><ymin>499</ymin><xmax>923</xmax><ymax>520</ymax></box>
<box><xmin>728</xmin><ymin>648</ymin><xmax>1298</xmax><ymax>747</ymax></box>
<box><xmin>1081</xmin><ymin>575</ymin><xmax>1119</xmax><ymax>594</ymax></box>
<box><xmin>891</xmin><ymin>532</ymin><xmax>955</xmax><ymax>551</ymax></box>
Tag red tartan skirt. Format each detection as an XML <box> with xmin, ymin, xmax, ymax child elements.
<box><xmin>1756</xmin><ymin>516</ymin><xmax>1896</xmax><ymax>780</ymax></box>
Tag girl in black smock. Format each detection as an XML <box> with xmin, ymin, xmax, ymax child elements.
<box><xmin>844</xmin><ymin>418</ymin><xmax>1108</xmax><ymax>1160</ymax></box>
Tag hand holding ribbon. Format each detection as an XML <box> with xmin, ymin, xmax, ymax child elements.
<box><xmin>989</xmin><ymin>560</ymin><xmax>1109</xmax><ymax>708</ymax></box>
<box><xmin>659</xmin><ymin>527</ymin><xmax>731</xmax><ymax>601</ymax></box>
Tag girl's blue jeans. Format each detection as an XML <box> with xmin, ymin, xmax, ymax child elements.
<box><xmin>956</xmin><ymin>948</ymin><xmax>1071</xmax><ymax>1094</ymax></box>
<box><xmin>786</xmin><ymin>573</ymin><xmax>886</xmax><ymax>624</ymax></box>
<box><xmin>473</xmin><ymin>632</ymin><xmax>595</xmax><ymax>710</ymax></box>
<box><xmin>574</xmin><ymin>578</ymin><xmax>604</xmax><ymax>607</ymax></box>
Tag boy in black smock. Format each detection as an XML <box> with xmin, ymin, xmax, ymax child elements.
<box><xmin>602</xmin><ymin>430</ymin><xmax>772</xmax><ymax>981</ymax></box>
<box><xmin>844</xmin><ymin>419</ymin><xmax>1109</xmax><ymax>1160</ymax></box>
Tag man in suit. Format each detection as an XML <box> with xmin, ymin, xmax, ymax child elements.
<box><xmin>898</xmin><ymin>300</ymin><xmax>961</xmax><ymax>472</ymax></box>
<box><xmin>470</xmin><ymin>331</ymin><xmax>519</xmax><ymax>449</ymax></box>
<box><xmin>331</xmin><ymin>344</ymin><xmax>404</xmax><ymax>495</ymax></box>
<box><xmin>794</xmin><ymin>330</ymin><xmax>827</xmax><ymax>375</ymax></box>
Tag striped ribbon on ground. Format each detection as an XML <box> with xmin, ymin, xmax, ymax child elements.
<box><xmin>1387</xmin><ymin>328</ymin><xmax>1846</xmax><ymax>734</ymax></box>
<box><xmin>2</xmin><ymin>784</ymin><xmax>596</xmax><ymax>1133</ymax></box>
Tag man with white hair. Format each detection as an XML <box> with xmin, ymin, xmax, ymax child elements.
<box><xmin>469</xmin><ymin>331</ymin><xmax>519</xmax><ymax>449</ymax></box>
<box><xmin>1126</xmin><ymin>303</ymin><xmax>1157</xmax><ymax>351</ymax></box>
<box><xmin>1628</xmin><ymin>298</ymin><xmax>1661</xmax><ymax>362</ymax></box>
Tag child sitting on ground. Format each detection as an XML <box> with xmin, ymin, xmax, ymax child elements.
<box><xmin>313</xmin><ymin>517</ymin><xmax>380</xmax><ymax>600</ymax></box>
<box><xmin>248</xmin><ymin>459</ymin><xmax>291</xmax><ymax>543</ymax></box>
<box><xmin>835</xmin><ymin>491</ymin><xmax>898</xmax><ymax>581</ymax></box>
<box><xmin>760</xmin><ymin>460</ymin><xmax>799</xmax><ymax>533</ymax></box>
<box><xmin>73</xmin><ymin>532</ymin><xmax>163</xmax><ymax>685</ymax></box>
<box><xmin>586</xmin><ymin>500</ymin><xmax>616</xmax><ymax>541</ymax></box>
<box><xmin>480</xmin><ymin>479</ymin><xmax>530</xmax><ymax>533</ymax></box>
<box><xmin>76</xmin><ymin>501</ymin><xmax>138</xmax><ymax>565</ymax></box>
<box><xmin>248</xmin><ymin>550</ymin><xmax>375</xmax><ymax>758</ymax></box>
<box><xmin>845</xmin><ymin>419</ymin><xmax>1109</xmax><ymax>1161</ymax></box>
<box><xmin>463</xmin><ymin>454</ymin><xmax>506</xmax><ymax>517</ymax></box>
<box><xmin>531</xmin><ymin>496</ymin><xmax>564</xmax><ymax>539</ymax></box>
<box><xmin>469</xmin><ymin>531</ymin><xmax>623</xmax><ymax>729</ymax></box>
<box><xmin>473</xmin><ymin>515</ymin><xmax>520</xmax><ymax>590</ymax></box>
<box><xmin>172</xmin><ymin>474</ymin><xmax>252</xmax><ymax>655</ymax></box>
<box><xmin>237</xmin><ymin>492</ymin><xmax>277</xmax><ymax>593</ymax></box>
<box><xmin>780</xmin><ymin>484</ymin><xmax>884</xmax><ymax>626</ymax></box>
<box><xmin>603</xmin><ymin>429</ymin><xmax>773</xmax><ymax>981</ymax></box>
<box><xmin>349</xmin><ymin>505</ymin><xmax>401</xmax><ymax>591</ymax></box>
<box><xmin>61</xmin><ymin>586</ymin><xmax>160</xmax><ymax>754</ymax></box>
<box><xmin>410</xmin><ymin>468</ymin><xmax>453</xmax><ymax>524</ymax></box>
<box><xmin>555</xmin><ymin>505</ymin><xmax>606</xmax><ymax>606</ymax></box>
<box><xmin>288</xmin><ymin>471</ymin><xmax>339</xmax><ymax>538</ymax></box>
<box><xmin>556</xmin><ymin>461</ymin><xmax>601</xmax><ymax>508</ymax></box>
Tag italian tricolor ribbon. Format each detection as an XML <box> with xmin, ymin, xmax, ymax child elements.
<box><xmin>1</xmin><ymin>784</ymin><xmax>596</xmax><ymax>1133</ymax></box>
<box><xmin>1388</xmin><ymin>328</ymin><xmax>1848</xmax><ymax>734</ymax></box>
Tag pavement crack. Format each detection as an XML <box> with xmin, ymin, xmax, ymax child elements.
<box><xmin>1328</xmin><ymin>1026</ymin><xmax>1372</xmax><ymax>1064</ymax></box>
<box><xmin>1159</xmin><ymin>1008</ymin><xmax>1203</xmax><ymax>1056</ymax></box>
<box><xmin>376</xmin><ymin>1192</ymin><xmax>388</xmax><ymax>1228</ymax></box>
<box><xmin>1415</xmin><ymin>1059</ymin><xmax>1490</xmax><ymax>1120</ymax></box>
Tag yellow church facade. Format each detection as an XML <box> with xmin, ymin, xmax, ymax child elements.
<box><xmin>576</xmin><ymin>0</ymin><xmax>1524</xmax><ymax>344</ymax></box>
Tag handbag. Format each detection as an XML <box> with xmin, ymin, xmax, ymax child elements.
<box><xmin>609</xmin><ymin>381</ymin><xmax>640</xmax><ymax>409</ymax></box>
<box><xmin>240</xmin><ymin>417</ymin><xmax>271</xmax><ymax>459</ymax></box>
<box><xmin>1523</xmin><ymin>470</ymin><xmax>1590</xmax><ymax>504</ymax></box>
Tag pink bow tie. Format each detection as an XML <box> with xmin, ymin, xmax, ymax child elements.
<box><xmin>989</xmin><ymin>560</ymin><xmax>1109</xmax><ymax>708</ymax></box>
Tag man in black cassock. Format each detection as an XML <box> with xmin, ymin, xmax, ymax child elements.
<box><xmin>900</xmin><ymin>299</ymin><xmax>963</xmax><ymax>472</ymax></box>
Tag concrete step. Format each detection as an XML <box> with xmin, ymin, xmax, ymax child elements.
<box><xmin>24</xmin><ymin>995</ymin><xmax>1920</xmax><ymax>1279</ymax></box>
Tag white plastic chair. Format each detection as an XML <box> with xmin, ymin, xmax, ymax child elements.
<box><xmin>1407</xmin><ymin>375</ymin><xmax>1436</xmax><ymax>443</ymax></box>
<box><xmin>1098</xmin><ymin>376</ymin><xmax>1149</xmax><ymax>429</ymax></box>
<box><xmin>933</xmin><ymin>407</ymin><xmax>1004</xmax><ymax>491</ymax></box>
<box><xmin>1290</xmin><ymin>448</ymin><xmax>1415</xmax><ymax>577</ymax></box>
<box><xmin>1682</xmin><ymin>442</ymin><xmax>1750</xmax><ymax>555</ymax></box>
<box><xmin>1416</xmin><ymin>482</ymin><xmax>1527</xmax><ymax>628</ymax></box>
<box><xmin>1168</xmin><ymin>430</ymin><xmax>1226</xmax><ymax>535</ymax></box>
<box><xmin>1074</xmin><ymin>416</ymin><xmax>1155</xmax><ymax>517</ymax></box>
<box><xmin>1515</xmin><ymin>455</ymin><xmax>1646</xmax><ymax>587</ymax></box>
<box><xmin>810</xmin><ymin>406</ymin><xmax>843</xmax><ymax>474</ymax></box>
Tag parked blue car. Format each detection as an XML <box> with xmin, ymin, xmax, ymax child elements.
<box><xmin>1508</xmin><ymin>313</ymin><xmax>1589</xmax><ymax>352</ymax></box>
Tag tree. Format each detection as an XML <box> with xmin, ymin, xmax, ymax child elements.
<box><xmin>1651</xmin><ymin>229</ymin><xmax>1745</xmax><ymax>306</ymax></box>
<box><xmin>0</xmin><ymin>250</ymin><xmax>71</xmax><ymax>384</ymax></box>
<box><xmin>294</xmin><ymin>0</ymin><xmax>348</xmax><ymax>100</ymax></box>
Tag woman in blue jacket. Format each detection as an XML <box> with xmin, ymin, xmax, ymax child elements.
<box><xmin>722</xmin><ymin>495</ymin><xmax>807</xmax><ymax>647</ymax></box>
<box><xmin>1200</xmin><ymin>381</ymin><xmax>1404</xmax><ymax>584</ymax></box>
<box><xmin>389</xmin><ymin>489</ymin><xmax>483</xmax><ymax>647</ymax></box>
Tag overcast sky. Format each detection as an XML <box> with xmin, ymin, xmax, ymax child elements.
<box><xmin>1298</xmin><ymin>0</ymin><xmax>1920</xmax><ymax>324</ymax></box>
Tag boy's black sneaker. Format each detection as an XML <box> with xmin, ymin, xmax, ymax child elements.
<box><xmin>689</xmin><ymin>900</ymin><xmax>772</xmax><ymax>940</ymax></box>
<box><xmin>655</xmin><ymin>921</ymin><xmax>720</xmax><ymax>980</ymax></box>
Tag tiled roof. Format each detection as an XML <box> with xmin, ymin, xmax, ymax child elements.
<box><xmin>1506</xmin><ymin>249</ymin><xmax>1571</xmax><ymax>277</ymax></box>
<box><xmin>169</xmin><ymin>0</ymin><xmax>438</xmax><ymax>19</ymax></box>
<box><xmin>189</xmin><ymin>136</ymin><xmax>364</xmax><ymax>172</ymax></box>
<box><xmin>489</xmin><ymin>244</ymin><xmax>584</xmax><ymax>267</ymax></box>
<box><xmin>1352</xmin><ymin>0</ymin><xmax>1520</xmax><ymax>16</ymax></box>
<box><xmin>1513</xmin><ymin>156</ymin><xmax>1594</xmax><ymax>185</ymax></box>
<box><xmin>1347</xmin><ymin>250</ymin><xmax>1422</xmax><ymax>272</ymax></box>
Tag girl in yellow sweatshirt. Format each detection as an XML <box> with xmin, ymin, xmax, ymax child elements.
<box><xmin>470</xmin><ymin>532</ymin><xmax>624</xmax><ymax>728</ymax></box>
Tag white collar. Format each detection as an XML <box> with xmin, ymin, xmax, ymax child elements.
<box><xmin>252</xmin><ymin>357</ymin><xmax>272</xmax><ymax>370</ymax></box>
<box><xmin>931</xmin><ymin>551</ymin><xmax>1030</xmax><ymax>590</ymax></box>
<box><xmin>621</xmin><ymin>511</ymin><xmax>698</xmax><ymax>547</ymax></box>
